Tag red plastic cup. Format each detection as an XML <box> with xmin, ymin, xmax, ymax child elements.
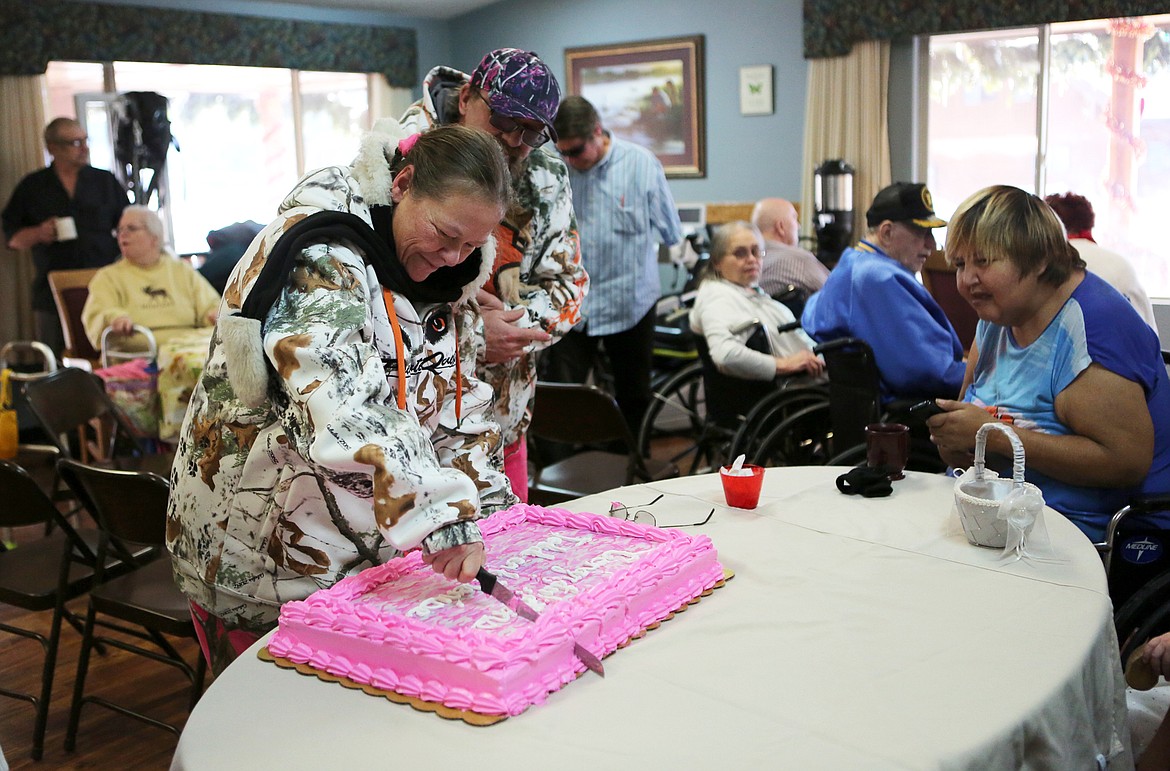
<box><xmin>720</xmin><ymin>464</ymin><xmax>765</xmax><ymax>509</ymax></box>
<box><xmin>866</xmin><ymin>423</ymin><xmax>910</xmax><ymax>481</ymax></box>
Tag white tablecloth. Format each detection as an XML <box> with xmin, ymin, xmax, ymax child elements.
<box><xmin>171</xmin><ymin>468</ymin><xmax>1131</xmax><ymax>770</ymax></box>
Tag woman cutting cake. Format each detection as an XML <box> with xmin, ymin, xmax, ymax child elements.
<box><xmin>166</xmin><ymin>123</ymin><xmax>517</xmax><ymax>673</ymax></box>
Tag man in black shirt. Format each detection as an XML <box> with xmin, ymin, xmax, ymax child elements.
<box><xmin>3</xmin><ymin>117</ymin><xmax>128</xmax><ymax>356</ymax></box>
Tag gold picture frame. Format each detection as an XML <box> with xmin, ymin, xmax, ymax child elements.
<box><xmin>565</xmin><ymin>35</ymin><xmax>705</xmax><ymax>178</ymax></box>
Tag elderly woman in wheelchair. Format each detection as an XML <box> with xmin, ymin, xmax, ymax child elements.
<box><xmin>689</xmin><ymin>220</ymin><xmax>823</xmax><ymax>383</ymax></box>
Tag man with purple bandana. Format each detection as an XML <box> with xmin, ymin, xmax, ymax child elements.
<box><xmin>399</xmin><ymin>49</ymin><xmax>589</xmax><ymax>501</ymax></box>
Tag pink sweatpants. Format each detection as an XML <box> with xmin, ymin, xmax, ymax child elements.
<box><xmin>503</xmin><ymin>437</ymin><xmax>528</xmax><ymax>503</ymax></box>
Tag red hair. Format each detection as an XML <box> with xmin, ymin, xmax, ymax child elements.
<box><xmin>1043</xmin><ymin>192</ymin><xmax>1095</xmax><ymax>234</ymax></box>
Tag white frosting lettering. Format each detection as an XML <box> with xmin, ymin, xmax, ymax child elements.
<box><xmin>499</xmin><ymin>555</ymin><xmax>526</xmax><ymax>573</ymax></box>
<box><xmin>405</xmin><ymin>583</ymin><xmax>478</xmax><ymax>619</ymax></box>
<box><xmin>549</xmin><ymin>549</ymin><xmax>641</xmax><ymax>584</ymax></box>
<box><xmin>550</xmin><ymin>564</ymin><xmax>591</xmax><ymax>582</ymax></box>
<box><xmin>536</xmin><ymin>578</ymin><xmax>580</xmax><ymax>600</ymax></box>
<box><xmin>518</xmin><ymin>533</ymin><xmax>595</xmax><ymax>562</ymax></box>
<box><xmin>472</xmin><ymin>605</ymin><xmax>514</xmax><ymax>631</ymax></box>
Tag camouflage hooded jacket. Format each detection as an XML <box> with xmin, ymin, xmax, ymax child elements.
<box><xmin>166</xmin><ymin>127</ymin><xmax>516</xmax><ymax>629</ymax></box>
<box><xmin>399</xmin><ymin>65</ymin><xmax>589</xmax><ymax>446</ymax></box>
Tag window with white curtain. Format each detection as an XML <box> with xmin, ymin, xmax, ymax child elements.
<box><xmin>923</xmin><ymin>14</ymin><xmax>1170</xmax><ymax>298</ymax></box>
<box><xmin>45</xmin><ymin>61</ymin><xmax>375</xmax><ymax>254</ymax></box>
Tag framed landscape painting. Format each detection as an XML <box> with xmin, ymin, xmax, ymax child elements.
<box><xmin>565</xmin><ymin>35</ymin><xmax>705</xmax><ymax>178</ymax></box>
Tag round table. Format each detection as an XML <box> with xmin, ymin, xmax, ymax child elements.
<box><xmin>171</xmin><ymin>468</ymin><xmax>1131</xmax><ymax>770</ymax></box>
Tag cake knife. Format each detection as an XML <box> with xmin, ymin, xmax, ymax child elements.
<box><xmin>475</xmin><ymin>567</ymin><xmax>605</xmax><ymax>677</ymax></box>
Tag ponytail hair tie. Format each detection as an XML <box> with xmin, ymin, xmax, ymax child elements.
<box><xmin>397</xmin><ymin>133</ymin><xmax>421</xmax><ymax>156</ymax></box>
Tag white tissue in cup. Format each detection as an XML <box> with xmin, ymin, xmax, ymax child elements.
<box><xmin>54</xmin><ymin>216</ymin><xmax>77</xmax><ymax>241</ymax></box>
<box><xmin>722</xmin><ymin>453</ymin><xmax>751</xmax><ymax>476</ymax></box>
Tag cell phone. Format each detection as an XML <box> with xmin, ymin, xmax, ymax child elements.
<box><xmin>909</xmin><ymin>399</ymin><xmax>946</xmax><ymax>421</ymax></box>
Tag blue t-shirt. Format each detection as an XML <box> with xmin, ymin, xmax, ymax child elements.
<box><xmin>966</xmin><ymin>272</ymin><xmax>1170</xmax><ymax>541</ymax></box>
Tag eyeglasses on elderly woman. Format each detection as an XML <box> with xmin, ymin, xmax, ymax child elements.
<box><xmin>476</xmin><ymin>92</ymin><xmax>551</xmax><ymax>149</ymax></box>
<box><xmin>729</xmin><ymin>245</ymin><xmax>765</xmax><ymax>259</ymax></box>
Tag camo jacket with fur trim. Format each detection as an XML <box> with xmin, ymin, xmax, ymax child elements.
<box><xmin>166</xmin><ymin>129</ymin><xmax>516</xmax><ymax>629</ymax></box>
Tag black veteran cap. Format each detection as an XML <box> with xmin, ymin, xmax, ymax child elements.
<box><xmin>866</xmin><ymin>182</ymin><xmax>947</xmax><ymax>228</ymax></box>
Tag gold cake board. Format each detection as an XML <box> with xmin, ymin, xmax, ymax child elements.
<box><xmin>258</xmin><ymin>568</ymin><xmax>734</xmax><ymax>726</ymax></box>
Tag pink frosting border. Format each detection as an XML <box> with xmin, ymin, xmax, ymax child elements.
<box><xmin>269</xmin><ymin>504</ymin><xmax>724</xmax><ymax>715</ymax></box>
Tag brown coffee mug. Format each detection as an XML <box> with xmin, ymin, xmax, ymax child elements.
<box><xmin>866</xmin><ymin>423</ymin><xmax>910</xmax><ymax>481</ymax></box>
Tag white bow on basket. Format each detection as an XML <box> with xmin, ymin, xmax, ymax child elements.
<box><xmin>953</xmin><ymin>422</ymin><xmax>1054</xmax><ymax>562</ymax></box>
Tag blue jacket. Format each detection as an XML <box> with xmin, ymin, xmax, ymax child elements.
<box><xmin>802</xmin><ymin>241</ymin><xmax>965</xmax><ymax>401</ymax></box>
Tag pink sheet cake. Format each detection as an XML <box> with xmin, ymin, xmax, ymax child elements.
<box><xmin>266</xmin><ymin>503</ymin><xmax>724</xmax><ymax>716</ymax></box>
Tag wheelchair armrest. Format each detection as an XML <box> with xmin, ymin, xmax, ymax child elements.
<box><xmin>811</xmin><ymin>336</ymin><xmax>865</xmax><ymax>356</ymax></box>
<box><xmin>1099</xmin><ymin>493</ymin><xmax>1170</xmax><ymax>564</ymax></box>
<box><xmin>1128</xmin><ymin>494</ymin><xmax>1170</xmax><ymax>514</ymax></box>
<box><xmin>730</xmin><ymin>318</ymin><xmax>763</xmax><ymax>335</ymax></box>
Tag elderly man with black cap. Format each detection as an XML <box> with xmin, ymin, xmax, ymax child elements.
<box><xmin>398</xmin><ymin>48</ymin><xmax>588</xmax><ymax>501</ymax></box>
<box><xmin>802</xmin><ymin>182</ymin><xmax>965</xmax><ymax>402</ymax></box>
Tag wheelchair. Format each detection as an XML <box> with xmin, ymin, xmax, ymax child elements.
<box><xmin>638</xmin><ymin>318</ymin><xmax>822</xmax><ymax>475</ymax></box>
<box><xmin>729</xmin><ymin>337</ymin><xmax>948</xmax><ymax>472</ymax></box>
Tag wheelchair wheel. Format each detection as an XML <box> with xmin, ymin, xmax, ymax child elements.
<box><xmin>637</xmin><ymin>362</ymin><xmax>714</xmax><ymax>474</ymax></box>
<box><xmin>751</xmin><ymin>402</ymin><xmax>834</xmax><ymax>466</ymax></box>
<box><xmin>730</xmin><ymin>385</ymin><xmax>830</xmax><ymax>465</ymax></box>
<box><xmin>1114</xmin><ymin>568</ymin><xmax>1170</xmax><ymax>666</ymax></box>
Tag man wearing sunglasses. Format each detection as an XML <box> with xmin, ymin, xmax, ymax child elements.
<box><xmin>3</xmin><ymin>117</ymin><xmax>127</xmax><ymax>357</ymax></box>
<box><xmin>399</xmin><ymin>48</ymin><xmax>588</xmax><ymax>501</ymax></box>
<box><xmin>543</xmin><ymin>95</ymin><xmax>682</xmax><ymax>437</ymax></box>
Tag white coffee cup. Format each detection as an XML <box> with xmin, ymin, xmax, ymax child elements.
<box><xmin>54</xmin><ymin>216</ymin><xmax>78</xmax><ymax>241</ymax></box>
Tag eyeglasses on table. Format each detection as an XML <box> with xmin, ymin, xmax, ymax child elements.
<box><xmin>608</xmin><ymin>494</ymin><xmax>714</xmax><ymax>528</ymax></box>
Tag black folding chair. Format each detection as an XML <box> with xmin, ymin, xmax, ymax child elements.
<box><xmin>528</xmin><ymin>382</ymin><xmax>679</xmax><ymax>504</ymax></box>
<box><xmin>23</xmin><ymin>366</ymin><xmax>173</xmax><ymax>478</ymax></box>
<box><xmin>0</xmin><ymin>460</ymin><xmax>105</xmax><ymax>760</ymax></box>
<box><xmin>57</xmin><ymin>459</ymin><xmax>205</xmax><ymax>749</ymax></box>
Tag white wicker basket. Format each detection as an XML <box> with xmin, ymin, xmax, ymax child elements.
<box><xmin>954</xmin><ymin>422</ymin><xmax>1042</xmax><ymax>548</ymax></box>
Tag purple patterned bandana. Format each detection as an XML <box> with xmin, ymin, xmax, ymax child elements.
<box><xmin>469</xmin><ymin>48</ymin><xmax>562</xmax><ymax>140</ymax></box>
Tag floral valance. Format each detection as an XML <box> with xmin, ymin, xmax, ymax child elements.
<box><xmin>0</xmin><ymin>0</ymin><xmax>417</xmax><ymax>87</ymax></box>
<box><xmin>803</xmin><ymin>0</ymin><xmax>1168</xmax><ymax>58</ymax></box>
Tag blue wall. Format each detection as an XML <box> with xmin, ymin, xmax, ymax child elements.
<box><xmin>446</xmin><ymin>0</ymin><xmax>809</xmax><ymax>204</ymax></box>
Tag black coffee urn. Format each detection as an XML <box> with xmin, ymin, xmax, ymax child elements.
<box><xmin>813</xmin><ymin>159</ymin><xmax>854</xmax><ymax>268</ymax></box>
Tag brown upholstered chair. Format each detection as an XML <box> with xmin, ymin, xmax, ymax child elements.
<box><xmin>920</xmin><ymin>250</ymin><xmax>979</xmax><ymax>352</ymax></box>
<box><xmin>47</xmin><ymin>267</ymin><xmax>101</xmax><ymax>370</ymax></box>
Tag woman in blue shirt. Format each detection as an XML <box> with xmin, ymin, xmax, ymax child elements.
<box><xmin>926</xmin><ymin>185</ymin><xmax>1170</xmax><ymax>542</ymax></box>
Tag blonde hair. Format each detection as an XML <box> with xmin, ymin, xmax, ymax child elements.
<box><xmin>946</xmin><ymin>185</ymin><xmax>1083</xmax><ymax>286</ymax></box>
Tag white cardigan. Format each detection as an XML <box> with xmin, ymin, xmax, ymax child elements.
<box><xmin>689</xmin><ymin>278</ymin><xmax>817</xmax><ymax>381</ymax></box>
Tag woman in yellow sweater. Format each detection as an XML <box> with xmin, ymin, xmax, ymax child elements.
<box><xmin>82</xmin><ymin>205</ymin><xmax>220</xmax><ymax>352</ymax></box>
